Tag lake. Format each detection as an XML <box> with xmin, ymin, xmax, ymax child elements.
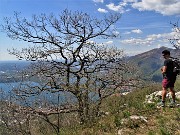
<box><xmin>0</xmin><ymin>82</ymin><xmax>77</xmax><ymax>107</ymax></box>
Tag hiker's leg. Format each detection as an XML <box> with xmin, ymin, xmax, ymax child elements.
<box><xmin>162</xmin><ymin>78</ymin><xmax>168</xmax><ymax>102</ymax></box>
<box><xmin>169</xmin><ymin>87</ymin><xmax>176</xmax><ymax>102</ymax></box>
<box><xmin>162</xmin><ymin>87</ymin><xmax>167</xmax><ymax>102</ymax></box>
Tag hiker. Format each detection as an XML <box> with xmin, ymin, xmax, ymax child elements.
<box><xmin>159</xmin><ymin>50</ymin><xmax>176</xmax><ymax>107</ymax></box>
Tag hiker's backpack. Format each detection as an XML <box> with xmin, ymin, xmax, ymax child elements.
<box><xmin>171</xmin><ymin>57</ymin><xmax>180</xmax><ymax>76</ymax></box>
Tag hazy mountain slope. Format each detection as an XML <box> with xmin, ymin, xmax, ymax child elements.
<box><xmin>0</xmin><ymin>61</ymin><xmax>30</xmax><ymax>83</ymax></box>
<box><xmin>0</xmin><ymin>61</ymin><xmax>30</xmax><ymax>72</ymax></box>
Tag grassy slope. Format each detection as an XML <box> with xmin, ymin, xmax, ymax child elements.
<box><xmin>61</xmin><ymin>80</ymin><xmax>180</xmax><ymax>135</ymax></box>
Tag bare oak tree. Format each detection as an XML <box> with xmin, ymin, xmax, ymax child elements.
<box><xmin>1</xmin><ymin>9</ymin><xmax>139</xmax><ymax>133</ymax></box>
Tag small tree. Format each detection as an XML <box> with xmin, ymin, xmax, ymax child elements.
<box><xmin>2</xmin><ymin>9</ymin><xmax>139</xmax><ymax>132</ymax></box>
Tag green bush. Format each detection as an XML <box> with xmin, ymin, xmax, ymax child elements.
<box><xmin>159</xmin><ymin>127</ymin><xmax>171</xmax><ymax>135</ymax></box>
<box><xmin>114</xmin><ymin>115</ymin><xmax>122</xmax><ymax>127</ymax></box>
<box><xmin>122</xmin><ymin>111</ymin><xmax>131</xmax><ymax>118</ymax></box>
<box><xmin>148</xmin><ymin>130</ymin><xmax>156</xmax><ymax>135</ymax></box>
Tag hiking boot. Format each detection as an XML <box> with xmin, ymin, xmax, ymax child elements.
<box><xmin>157</xmin><ymin>101</ymin><xmax>165</xmax><ymax>107</ymax></box>
<box><xmin>169</xmin><ymin>101</ymin><xmax>176</xmax><ymax>108</ymax></box>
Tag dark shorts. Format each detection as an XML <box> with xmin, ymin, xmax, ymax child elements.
<box><xmin>162</xmin><ymin>78</ymin><xmax>176</xmax><ymax>88</ymax></box>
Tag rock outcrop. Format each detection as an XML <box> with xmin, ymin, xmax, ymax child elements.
<box><xmin>144</xmin><ymin>91</ymin><xmax>180</xmax><ymax>104</ymax></box>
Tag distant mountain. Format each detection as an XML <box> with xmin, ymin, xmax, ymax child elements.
<box><xmin>128</xmin><ymin>46</ymin><xmax>180</xmax><ymax>82</ymax></box>
<box><xmin>0</xmin><ymin>61</ymin><xmax>30</xmax><ymax>72</ymax></box>
<box><xmin>0</xmin><ymin>61</ymin><xmax>30</xmax><ymax>83</ymax></box>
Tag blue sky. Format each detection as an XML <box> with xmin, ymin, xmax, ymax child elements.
<box><xmin>0</xmin><ymin>0</ymin><xmax>180</xmax><ymax>61</ymax></box>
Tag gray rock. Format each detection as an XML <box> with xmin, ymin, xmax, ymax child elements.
<box><xmin>144</xmin><ymin>91</ymin><xmax>180</xmax><ymax>104</ymax></box>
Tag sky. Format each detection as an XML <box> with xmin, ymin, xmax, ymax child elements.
<box><xmin>0</xmin><ymin>0</ymin><xmax>180</xmax><ymax>61</ymax></box>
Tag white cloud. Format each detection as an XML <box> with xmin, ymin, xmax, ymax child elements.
<box><xmin>98</xmin><ymin>8</ymin><xmax>108</xmax><ymax>13</ymax></box>
<box><xmin>123</xmin><ymin>0</ymin><xmax>138</xmax><ymax>3</ymax></box>
<box><xmin>124</xmin><ymin>31</ymin><xmax>131</xmax><ymax>34</ymax></box>
<box><xmin>105</xmin><ymin>41</ymin><xmax>113</xmax><ymax>45</ymax></box>
<box><xmin>131</xmin><ymin>29</ymin><xmax>142</xmax><ymax>34</ymax></box>
<box><xmin>113</xmin><ymin>31</ymin><xmax>120</xmax><ymax>36</ymax></box>
<box><xmin>147</xmin><ymin>34</ymin><xmax>162</xmax><ymax>40</ymax></box>
<box><xmin>106</xmin><ymin>3</ymin><xmax>125</xmax><ymax>13</ymax></box>
<box><xmin>93</xmin><ymin>0</ymin><xmax>103</xmax><ymax>3</ymax></box>
<box><xmin>120</xmin><ymin>32</ymin><xmax>176</xmax><ymax>46</ymax></box>
<box><xmin>119</xmin><ymin>2</ymin><xmax>127</xmax><ymax>7</ymax></box>
<box><xmin>125</xmin><ymin>9</ymin><xmax>131</xmax><ymax>12</ymax></box>
<box><xmin>123</xmin><ymin>29</ymin><xmax>142</xmax><ymax>34</ymax></box>
<box><xmin>106</xmin><ymin>3</ymin><xmax>121</xmax><ymax>12</ymax></box>
<box><xmin>103</xmin><ymin>0</ymin><xmax>180</xmax><ymax>15</ymax></box>
<box><xmin>132</xmin><ymin>0</ymin><xmax>180</xmax><ymax>16</ymax></box>
<box><xmin>120</xmin><ymin>38</ymin><xmax>152</xmax><ymax>45</ymax></box>
<box><xmin>86</xmin><ymin>40</ymin><xmax>95</xmax><ymax>44</ymax></box>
